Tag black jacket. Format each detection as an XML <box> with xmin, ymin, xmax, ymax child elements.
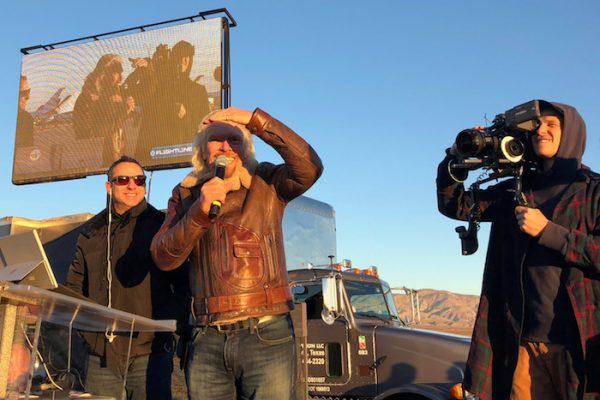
<box><xmin>66</xmin><ymin>199</ymin><xmax>190</xmax><ymax>369</ymax></box>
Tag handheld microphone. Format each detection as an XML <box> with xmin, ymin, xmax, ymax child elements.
<box><xmin>208</xmin><ymin>155</ymin><xmax>229</xmax><ymax>219</ymax></box>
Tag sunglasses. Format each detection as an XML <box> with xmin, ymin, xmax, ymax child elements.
<box><xmin>19</xmin><ymin>89</ymin><xmax>31</xmax><ymax>98</ymax></box>
<box><xmin>110</xmin><ymin>175</ymin><xmax>147</xmax><ymax>186</ymax></box>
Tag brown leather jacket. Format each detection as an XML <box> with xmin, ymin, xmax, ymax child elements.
<box><xmin>151</xmin><ymin>109</ymin><xmax>323</xmax><ymax>324</ymax></box>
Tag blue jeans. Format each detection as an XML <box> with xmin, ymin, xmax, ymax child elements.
<box><xmin>186</xmin><ymin>314</ymin><xmax>296</xmax><ymax>400</ymax></box>
<box><xmin>85</xmin><ymin>352</ymin><xmax>173</xmax><ymax>400</ymax></box>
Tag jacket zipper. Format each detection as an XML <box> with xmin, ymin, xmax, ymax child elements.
<box><xmin>266</xmin><ymin>234</ymin><xmax>277</xmax><ymax>283</ymax></box>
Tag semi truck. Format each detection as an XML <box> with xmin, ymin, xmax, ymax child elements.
<box><xmin>289</xmin><ymin>265</ymin><xmax>470</xmax><ymax>400</ymax></box>
<box><xmin>282</xmin><ymin>197</ymin><xmax>472</xmax><ymax>400</ymax></box>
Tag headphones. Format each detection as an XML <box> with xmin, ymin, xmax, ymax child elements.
<box><xmin>105</xmin><ymin>180</ymin><xmax>115</xmax><ymax>343</ymax></box>
<box><xmin>107</xmin><ymin>177</ymin><xmax>113</xmax><ymax>198</ymax></box>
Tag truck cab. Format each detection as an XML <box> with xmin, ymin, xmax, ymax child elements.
<box><xmin>290</xmin><ymin>267</ymin><xmax>470</xmax><ymax>400</ymax></box>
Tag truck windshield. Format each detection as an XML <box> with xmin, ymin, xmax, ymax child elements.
<box><xmin>345</xmin><ymin>280</ymin><xmax>397</xmax><ymax>323</ymax></box>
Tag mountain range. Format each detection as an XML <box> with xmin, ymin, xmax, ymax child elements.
<box><xmin>393</xmin><ymin>289</ymin><xmax>480</xmax><ymax>336</ymax></box>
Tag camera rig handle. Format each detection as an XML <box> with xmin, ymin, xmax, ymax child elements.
<box><xmin>511</xmin><ymin>165</ymin><xmax>528</xmax><ymax>206</ymax></box>
<box><xmin>455</xmin><ymin>214</ymin><xmax>479</xmax><ymax>255</ymax></box>
<box><xmin>455</xmin><ymin>181</ymin><xmax>481</xmax><ymax>255</ymax></box>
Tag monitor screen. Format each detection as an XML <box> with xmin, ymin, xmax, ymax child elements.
<box><xmin>0</xmin><ymin>230</ymin><xmax>58</xmax><ymax>289</ymax></box>
<box><xmin>13</xmin><ymin>17</ymin><xmax>226</xmax><ymax>184</ymax></box>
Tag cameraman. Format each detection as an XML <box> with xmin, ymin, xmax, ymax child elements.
<box><xmin>437</xmin><ymin>100</ymin><xmax>600</xmax><ymax>400</ymax></box>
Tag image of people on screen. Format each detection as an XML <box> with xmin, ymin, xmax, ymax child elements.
<box><xmin>73</xmin><ymin>54</ymin><xmax>136</xmax><ymax>166</ymax></box>
<box><xmin>15</xmin><ymin>75</ymin><xmax>35</xmax><ymax>148</ymax></box>
<box><xmin>13</xmin><ymin>19</ymin><xmax>223</xmax><ymax>184</ymax></box>
<box><xmin>132</xmin><ymin>40</ymin><xmax>210</xmax><ymax>163</ymax></box>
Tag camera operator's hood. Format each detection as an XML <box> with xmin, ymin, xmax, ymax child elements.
<box><xmin>533</xmin><ymin>100</ymin><xmax>586</xmax><ymax>173</ymax></box>
<box><xmin>525</xmin><ymin>101</ymin><xmax>586</xmax><ymax>208</ymax></box>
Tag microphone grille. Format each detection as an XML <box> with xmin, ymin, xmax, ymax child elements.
<box><xmin>215</xmin><ymin>155</ymin><xmax>230</xmax><ymax>167</ymax></box>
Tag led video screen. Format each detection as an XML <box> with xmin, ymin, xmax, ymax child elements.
<box><xmin>13</xmin><ymin>17</ymin><xmax>225</xmax><ymax>184</ymax></box>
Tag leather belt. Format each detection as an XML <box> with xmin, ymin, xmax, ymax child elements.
<box><xmin>212</xmin><ymin>317</ymin><xmax>258</xmax><ymax>333</ymax></box>
<box><xmin>193</xmin><ymin>286</ymin><xmax>293</xmax><ymax>316</ymax></box>
<box><xmin>209</xmin><ymin>314</ymin><xmax>279</xmax><ymax>333</ymax></box>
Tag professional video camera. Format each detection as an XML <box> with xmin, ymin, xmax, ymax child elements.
<box><xmin>451</xmin><ymin>100</ymin><xmax>542</xmax><ymax>172</ymax></box>
<box><xmin>451</xmin><ymin>100</ymin><xmax>543</xmax><ymax>256</ymax></box>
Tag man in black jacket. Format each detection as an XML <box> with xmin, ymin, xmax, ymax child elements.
<box><xmin>66</xmin><ymin>156</ymin><xmax>189</xmax><ymax>400</ymax></box>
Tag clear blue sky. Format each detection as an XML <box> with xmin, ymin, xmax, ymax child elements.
<box><xmin>2</xmin><ymin>1</ymin><xmax>599</xmax><ymax>295</ymax></box>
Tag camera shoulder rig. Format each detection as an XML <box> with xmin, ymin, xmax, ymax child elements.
<box><xmin>455</xmin><ymin>165</ymin><xmax>527</xmax><ymax>255</ymax></box>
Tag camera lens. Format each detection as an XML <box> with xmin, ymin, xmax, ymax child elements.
<box><xmin>456</xmin><ymin>129</ymin><xmax>485</xmax><ymax>156</ymax></box>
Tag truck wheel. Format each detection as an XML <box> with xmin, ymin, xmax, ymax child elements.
<box><xmin>384</xmin><ymin>394</ymin><xmax>430</xmax><ymax>400</ymax></box>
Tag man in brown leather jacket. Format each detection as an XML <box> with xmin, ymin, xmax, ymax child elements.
<box><xmin>151</xmin><ymin>106</ymin><xmax>323</xmax><ymax>399</ymax></box>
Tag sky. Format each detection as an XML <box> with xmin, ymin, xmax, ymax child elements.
<box><xmin>1</xmin><ymin>1</ymin><xmax>599</xmax><ymax>295</ymax></box>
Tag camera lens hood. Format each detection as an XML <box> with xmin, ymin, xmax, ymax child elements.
<box><xmin>456</xmin><ymin>128</ymin><xmax>484</xmax><ymax>157</ymax></box>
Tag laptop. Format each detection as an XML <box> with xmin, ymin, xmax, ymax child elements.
<box><xmin>0</xmin><ymin>230</ymin><xmax>58</xmax><ymax>289</ymax></box>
